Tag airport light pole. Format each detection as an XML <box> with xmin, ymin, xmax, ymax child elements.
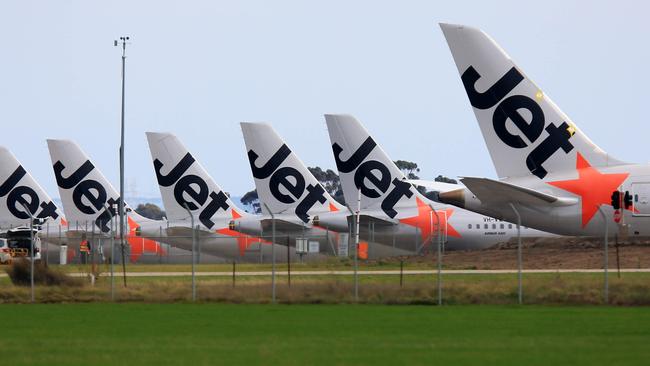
<box><xmin>509</xmin><ymin>203</ymin><xmax>523</xmax><ymax>305</ymax></box>
<box><xmin>20</xmin><ymin>203</ymin><xmax>35</xmax><ymax>303</ymax></box>
<box><xmin>597</xmin><ymin>207</ymin><xmax>609</xmax><ymax>304</ymax></box>
<box><xmin>183</xmin><ymin>203</ymin><xmax>196</xmax><ymax>302</ymax></box>
<box><xmin>263</xmin><ymin>203</ymin><xmax>276</xmax><ymax>304</ymax></box>
<box><xmin>114</xmin><ymin>36</ymin><xmax>130</xmax><ymax>287</ymax></box>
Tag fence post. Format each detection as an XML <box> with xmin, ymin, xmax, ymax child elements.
<box><xmin>263</xmin><ymin>203</ymin><xmax>276</xmax><ymax>304</ymax></box>
<box><xmin>509</xmin><ymin>203</ymin><xmax>523</xmax><ymax>305</ymax></box>
<box><xmin>430</xmin><ymin>206</ymin><xmax>442</xmax><ymax>306</ymax></box>
<box><xmin>182</xmin><ymin>203</ymin><xmax>196</xmax><ymax>302</ymax></box>
<box><xmin>20</xmin><ymin>203</ymin><xmax>35</xmax><ymax>303</ymax></box>
<box><xmin>597</xmin><ymin>207</ymin><xmax>609</xmax><ymax>304</ymax></box>
<box><xmin>345</xmin><ymin>189</ymin><xmax>361</xmax><ymax>302</ymax></box>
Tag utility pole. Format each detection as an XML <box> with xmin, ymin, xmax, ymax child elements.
<box><xmin>114</xmin><ymin>36</ymin><xmax>130</xmax><ymax>287</ymax></box>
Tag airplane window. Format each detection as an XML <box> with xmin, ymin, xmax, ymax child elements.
<box><xmin>500</xmin><ymin>223</ymin><xmax>504</xmax><ymax>229</ymax></box>
<box><xmin>492</xmin><ymin>224</ymin><xmax>496</xmax><ymax>229</ymax></box>
<box><xmin>468</xmin><ymin>224</ymin><xmax>472</xmax><ymax>229</ymax></box>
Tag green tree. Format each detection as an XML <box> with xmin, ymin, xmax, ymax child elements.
<box><xmin>394</xmin><ymin>160</ymin><xmax>420</xmax><ymax>179</ymax></box>
<box><xmin>135</xmin><ymin>203</ymin><xmax>166</xmax><ymax>220</ymax></box>
<box><xmin>240</xmin><ymin>189</ymin><xmax>261</xmax><ymax>214</ymax></box>
<box><xmin>308</xmin><ymin>167</ymin><xmax>345</xmax><ymax>204</ymax></box>
<box><xmin>434</xmin><ymin>175</ymin><xmax>458</xmax><ymax>184</ymax></box>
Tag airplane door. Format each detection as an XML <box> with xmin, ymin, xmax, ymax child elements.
<box><xmin>632</xmin><ymin>182</ymin><xmax>650</xmax><ymax>216</ymax></box>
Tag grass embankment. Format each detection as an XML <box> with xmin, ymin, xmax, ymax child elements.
<box><xmin>3</xmin><ymin>304</ymin><xmax>650</xmax><ymax>365</ymax></box>
<box><xmin>2</xmin><ymin>272</ymin><xmax>649</xmax><ymax>305</ymax></box>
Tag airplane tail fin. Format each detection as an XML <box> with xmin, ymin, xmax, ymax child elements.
<box><xmin>0</xmin><ymin>146</ymin><xmax>65</xmax><ymax>228</ymax></box>
<box><xmin>440</xmin><ymin>23</ymin><xmax>624</xmax><ymax>180</ymax></box>
<box><xmin>324</xmin><ymin>114</ymin><xmax>431</xmax><ymax>220</ymax></box>
<box><xmin>240</xmin><ymin>122</ymin><xmax>344</xmax><ymax>223</ymax></box>
<box><xmin>47</xmin><ymin>139</ymin><xmax>130</xmax><ymax>233</ymax></box>
<box><xmin>145</xmin><ymin>132</ymin><xmax>247</xmax><ymax>230</ymax></box>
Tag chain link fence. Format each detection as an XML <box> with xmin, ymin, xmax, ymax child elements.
<box><xmin>1</xmin><ymin>220</ymin><xmax>649</xmax><ymax>305</ymax></box>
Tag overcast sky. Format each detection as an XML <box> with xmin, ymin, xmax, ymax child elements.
<box><xmin>1</xmin><ymin>0</ymin><xmax>648</xmax><ymax>200</ymax></box>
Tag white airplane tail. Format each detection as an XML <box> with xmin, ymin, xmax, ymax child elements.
<box><xmin>0</xmin><ymin>146</ymin><xmax>65</xmax><ymax>228</ymax></box>
<box><xmin>240</xmin><ymin>122</ymin><xmax>344</xmax><ymax>223</ymax></box>
<box><xmin>46</xmin><ymin>139</ymin><xmax>148</xmax><ymax>233</ymax></box>
<box><xmin>146</xmin><ymin>132</ymin><xmax>248</xmax><ymax>230</ymax></box>
<box><xmin>440</xmin><ymin>23</ymin><xmax>624</xmax><ymax>180</ymax></box>
<box><xmin>324</xmin><ymin>114</ymin><xmax>430</xmax><ymax>220</ymax></box>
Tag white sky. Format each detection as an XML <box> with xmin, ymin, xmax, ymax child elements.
<box><xmin>1</xmin><ymin>0</ymin><xmax>648</xmax><ymax>198</ymax></box>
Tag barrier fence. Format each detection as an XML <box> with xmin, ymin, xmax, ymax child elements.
<box><xmin>1</xmin><ymin>220</ymin><xmax>648</xmax><ymax>306</ymax></box>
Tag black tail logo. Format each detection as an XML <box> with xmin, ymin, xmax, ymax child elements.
<box><xmin>154</xmin><ymin>152</ymin><xmax>230</xmax><ymax>229</ymax></box>
<box><xmin>248</xmin><ymin>144</ymin><xmax>327</xmax><ymax>223</ymax></box>
<box><xmin>462</xmin><ymin>66</ymin><xmax>574</xmax><ymax>179</ymax></box>
<box><xmin>0</xmin><ymin>165</ymin><xmax>59</xmax><ymax>222</ymax></box>
<box><xmin>332</xmin><ymin>137</ymin><xmax>413</xmax><ymax>218</ymax></box>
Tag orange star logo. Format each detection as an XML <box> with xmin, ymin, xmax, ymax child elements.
<box><xmin>399</xmin><ymin>197</ymin><xmax>461</xmax><ymax>244</ymax></box>
<box><xmin>547</xmin><ymin>153</ymin><xmax>629</xmax><ymax>227</ymax></box>
<box><xmin>126</xmin><ymin>216</ymin><xmax>166</xmax><ymax>262</ymax></box>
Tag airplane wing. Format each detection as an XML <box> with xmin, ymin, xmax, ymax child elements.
<box><xmin>460</xmin><ymin>177</ymin><xmax>578</xmax><ymax>207</ymax></box>
<box><xmin>408</xmin><ymin>180</ymin><xmax>462</xmax><ymax>193</ymax></box>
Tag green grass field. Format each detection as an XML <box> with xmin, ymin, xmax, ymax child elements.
<box><xmin>3</xmin><ymin>304</ymin><xmax>649</xmax><ymax>365</ymax></box>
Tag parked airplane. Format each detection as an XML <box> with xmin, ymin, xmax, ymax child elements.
<box><xmin>439</xmin><ymin>23</ymin><xmax>648</xmax><ymax>238</ymax></box>
<box><xmin>146</xmin><ymin>131</ymin><xmax>327</xmax><ymax>262</ymax></box>
<box><xmin>0</xmin><ymin>146</ymin><xmax>66</xmax><ymax>230</ymax></box>
<box><xmin>324</xmin><ymin>114</ymin><xmax>553</xmax><ymax>250</ymax></box>
<box><xmin>0</xmin><ymin>146</ymin><xmax>67</xmax><ymax>262</ymax></box>
<box><xmin>239</xmin><ymin>122</ymin><xmax>413</xmax><ymax>258</ymax></box>
<box><xmin>47</xmin><ymin>139</ymin><xmax>167</xmax><ymax>262</ymax></box>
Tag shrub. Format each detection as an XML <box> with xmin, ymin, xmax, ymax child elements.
<box><xmin>5</xmin><ymin>260</ymin><xmax>83</xmax><ymax>287</ymax></box>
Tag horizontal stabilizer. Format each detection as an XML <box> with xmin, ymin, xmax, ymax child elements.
<box><xmin>460</xmin><ymin>177</ymin><xmax>578</xmax><ymax>207</ymax></box>
<box><xmin>346</xmin><ymin>214</ymin><xmax>398</xmax><ymax>228</ymax></box>
<box><xmin>259</xmin><ymin>217</ymin><xmax>314</xmax><ymax>233</ymax></box>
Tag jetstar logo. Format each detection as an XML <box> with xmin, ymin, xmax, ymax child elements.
<box><xmin>548</xmin><ymin>153</ymin><xmax>629</xmax><ymax>227</ymax></box>
<box><xmin>461</xmin><ymin>66</ymin><xmax>575</xmax><ymax>179</ymax></box>
<box><xmin>248</xmin><ymin>144</ymin><xmax>327</xmax><ymax>223</ymax></box>
<box><xmin>154</xmin><ymin>152</ymin><xmax>230</xmax><ymax>230</ymax></box>
<box><xmin>332</xmin><ymin>136</ymin><xmax>413</xmax><ymax>218</ymax></box>
<box><xmin>53</xmin><ymin>160</ymin><xmax>117</xmax><ymax>233</ymax></box>
<box><xmin>399</xmin><ymin>198</ymin><xmax>461</xmax><ymax>242</ymax></box>
<box><xmin>0</xmin><ymin>165</ymin><xmax>59</xmax><ymax>222</ymax></box>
